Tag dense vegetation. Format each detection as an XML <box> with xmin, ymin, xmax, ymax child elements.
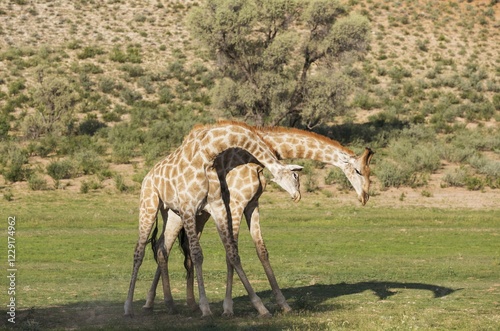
<box><xmin>0</xmin><ymin>0</ymin><xmax>499</xmax><ymax>198</ymax></box>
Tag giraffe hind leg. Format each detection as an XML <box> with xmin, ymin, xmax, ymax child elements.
<box><xmin>124</xmin><ymin>191</ymin><xmax>160</xmax><ymax>316</ymax></box>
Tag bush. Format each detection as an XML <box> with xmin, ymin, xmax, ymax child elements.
<box><xmin>493</xmin><ymin>94</ymin><xmax>500</xmax><ymax>110</ymax></box>
<box><xmin>28</xmin><ymin>173</ymin><xmax>48</xmax><ymax>191</ymax></box>
<box><xmin>375</xmin><ymin>159</ymin><xmax>412</xmax><ymax>188</ymax></box>
<box><xmin>77</xmin><ymin>46</ymin><xmax>105</xmax><ymax>59</ymax></box>
<box><xmin>3</xmin><ymin>189</ymin><xmax>13</xmax><ymax>202</ymax></box>
<box><xmin>80</xmin><ymin>178</ymin><xmax>103</xmax><ymax>194</ymax></box>
<box><xmin>120</xmin><ymin>64</ymin><xmax>145</xmax><ymax>78</ymax></box>
<box><xmin>74</xmin><ymin>149</ymin><xmax>107</xmax><ymax>175</ymax></box>
<box><xmin>441</xmin><ymin>167</ymin><xmax>468</xmax><ymax>187</ymax></box>
<box><xmin>78</xmin><ymin>115</ymin><xmax>107</xmax><ymax>136</ymax></box>
<box><xmin>1</xmin><ymin>145</ymin><xmax>29</xmax><ymax>182</ymax></box>
<box><xmin>114</xmin><ymin>173</ymin><xmax>129</xmax><ymax>192</ymax></box>
<box><xmin>98</xmin><ymin>77</ymin><xmax>116</xmax><ymax>94</ymax></box>
<box><xmin>47</xmin><ymin>159</ymin><xmax>76</xmax><ymax>180</ymax></box>
<box><xmin>465</xmin><ymin>176</ymin><xmax>484</xmax><ymax>191</ymax></box>
<box><xmin>112</xmin><ymin>141</ymin><xmax>137</xmax><ymax>164</ymax></box>
<box><xmin>120</xmin><ymin>88</ymin><xmax>142</xmax><ymax>105</ymax></box>
<box><xmin>325</xmin><ymin>167</ymin><xmax>352</xmax><ymax>191</ymax></box>
<box><xmin>8</xmin><ymin>79</ymin><xmax>25</xmax><ymax>95</ymax></box>
<box><xmin>0</xmin><ymin>115</ymin><xmax>10</xmax><ymax>140</ymax></box>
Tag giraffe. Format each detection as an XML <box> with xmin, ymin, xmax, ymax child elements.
<box><xmin>143</xmin><ymin>126</ymin><xmax>374</xmax><ymax>316</ymax></box>
<box><xmin>123</xmin><ymin>121</ymin><xmax>303</xmax><ymax>317</ymax></box>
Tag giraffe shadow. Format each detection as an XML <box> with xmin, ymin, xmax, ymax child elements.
<box><xmin>227</xmin><ymin>281</ymin><xmax>459</xmax><ymax>313</ymax></box>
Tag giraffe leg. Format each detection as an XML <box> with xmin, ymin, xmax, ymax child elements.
<box><xmin>124</xmin><ymin>190</ymin><xmax>160</xmax><ymax>317</ymax></box>
<box><xmin>144</xmin><ymin>208</ymin><xmax>187</xmax><ymax>313</ymax></box>
<box><xmin>245</xmin><ymin>202</ymin><xmax>291</xmax><ymax>313</ymax></box>
<box><xmin>222</xmin><ymin>204</ymin><xmax>243</xmax><ymax>317</ymax></box>
<box><xmin>157</xmin><ymin>247</ymin><xmax>176</xmax><ymax>313</ymax></box>
<box><xmin>182</xmin><ymin>212</ymin><xmax>212</xmax><ymax>318</ymax></box>
<box><xmin>183</xmin><ymin>211</ymin><xmax>211</xmax><ymax>311</ymax></box>
<box><xmin>212</xmin><ymin>204</ymin><xmax>271</xmax><ymax>318</ymax></box>
<box><xmin>143</xmin><ymin>266</ymin><xmax>161</xmax><ymax>311</ymax></box>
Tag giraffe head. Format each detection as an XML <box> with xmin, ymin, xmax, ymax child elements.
<box><xmin>270</xmin><ymin>164</ymin><xmax>303</xmax><ymax>202</ymax></box>
<box><xmin>344</xmin><ymin>147</ymin><xmax>374</xmax><ymax>206</ymax></box>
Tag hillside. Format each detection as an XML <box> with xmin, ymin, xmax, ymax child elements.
<box><xmin>0</xmin><ymin>0</ymin><xmax>499</xmax><ymax>204</ymax></box>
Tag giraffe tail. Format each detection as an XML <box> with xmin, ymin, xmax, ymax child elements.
<box><xmin>147</xmin><ymin>215</ymin><xmax>160</xmax><ymax>262</ymax></box>
<box><xmin>178</xmin><ymin>228</ymin><xmax>194</xmax><ymax>281</ymax></box>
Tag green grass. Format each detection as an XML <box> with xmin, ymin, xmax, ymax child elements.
<box><xmin>1</xmin><ymin>190</ymin><xmax>499</xmax><ymax>330</ymax></box>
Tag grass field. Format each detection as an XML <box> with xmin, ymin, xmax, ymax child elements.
<box><xmin>1</xmin><ymin>188</ymin><xmax>499</xmax><ymax>330</ymax></box>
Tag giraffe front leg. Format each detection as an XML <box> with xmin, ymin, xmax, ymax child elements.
<box><xmin>222</xmin><ymin>206</ymin><xmax>243</xmax><ymax>317</ymax></box>
<box><xmin>245</xmin><ymin>204</ymin><xmax>291</xmax><ymax>314</ymax></box>
<box><xmin>222</xmin><ymin>255</ymin><xmax>235</xmax><ymax>317</ymax></box>
<box><xmin>213</xmin><ymin>209</ymin><xmax>271</xmax><ymax>318</ymax></box>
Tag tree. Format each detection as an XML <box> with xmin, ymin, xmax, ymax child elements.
<box><xmin>188</xmin><ymin>0</ymin><xmax>370</xmax><ymax>127</ymax></box>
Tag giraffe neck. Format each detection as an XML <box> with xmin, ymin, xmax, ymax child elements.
<box><xmin>197</xmin><ymin>123</ymin><xmax>284</xmax><ymax>175</ymax></box>
<box><xmin>259</xmin><ymin>127</ymin><xmax>355</xmax><ymax>168</ymax></box>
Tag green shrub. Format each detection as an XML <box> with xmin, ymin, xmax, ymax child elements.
<box><xmin>120</xmin><ymin>64</ymin><xmax>145</xmax><ymax>78</ymax></box>
<box><xmin>465</xmin><ymin>176</ymin><xmax>484</xmax><ymax>191</ymax></box>
<box><xmin>3</xmin><ymin>189</ymin><xmax>13</xmax><ymax>202</ymax></box>
<box><xmin>74</xmin><ymin>149</ymin><xmax>106</xmax><ymax>175</ymax></box>
<box><xmin>375</xmin><ymin>160</ymin><xmax>412</xmax><ymax>188</ymax></box>
<box><xmin>80</xmin><ymin>178</ymin><xmax>103</xmax><ymax>193</ymax></box>
<box><xmin>28</xmin><ymin>173</ymin><xmax>48</xmax><ymax>191</ymax></box>
<box><xmin>47</xmin><ymin>159</ymin><xmax>76</xmax><ymax>180</ymax></box>
<box><xmin>493</xmin><ymin>94</ymin><xmax>500</xmax><ymax>110</ymax></box>
<box><xmin>80</xmin><ymin>181</ymin><xmax>90</xmax><ymax>194</ymax></box>
<box><xmin>102</xmin><ymin>111</ymin><xmax>121</xmax><ymax>122</ymax></box>
<box><xmin>78</xmin><ymin>115</ymin><xmax>106</xmax><ymax>136</ymax></box>
<box><xmin>112</xmin><ymin>141</ymin><xmax>137</xmax><ymax>164</ymax></box>
<box><xmin>158</xmin><ymin>86</ymin><xmax>174</xmax><ymax>104</ymax></box>
<box><xmin>441</xmin><ymin>167</ymin><xmax>468</xmax><ymax>187</ymax></box>
<box><xmin>114</xmin><ymin>173</ymin><xmax>129</xmax><ymax>192</ymax></box>
<box><xmin>109</xmin><ymin>45</ymin><xmax>142</xmax><ymax>63</ymax></box>
<box><xmin>99</xmin><ymin>77</ymin><xmax>116</xmax><ymax>94</ymax></box>
<box><xmin>1</xmin><ymin>145</ymin><xmax>29</xmax><ymax>182</ymax></box>
<box><xmin>77</xmin><ymin>46</ymin><xmax>105</xmax><ymax>59</ymax></box>
<box><xmin>0</xmin><ymin>114</ymin><xmax>10</xmax><ymax>140</ymax></box>
<box><xmin>325</xmin><ymin>167</ymin><xmax>352</xmax><ymax>191</ymax></box>
<box><xmin>120</xmin><ymin>88</ymin><xmax>142</xmax><ymax>105</ymax></box>
<box><xmin>352</xmin><ymin>93</ymin><xmax>378</xmax><ymax>110</ymax></box>
<box><xmin>8</xmin><ymin>79</ymin><xmax>25</xmax><ymax>95</ymax></box>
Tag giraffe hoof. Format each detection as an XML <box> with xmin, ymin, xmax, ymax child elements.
<box><xmin>282</xmin><ymin>305</ymin><xmax>292</xmax><ymax>314</ymax></box>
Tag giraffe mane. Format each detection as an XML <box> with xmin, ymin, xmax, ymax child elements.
<box><xmin>258</xmin><ymin>125</ymin><xmax>356</xmax><ymax>156</ymax></box>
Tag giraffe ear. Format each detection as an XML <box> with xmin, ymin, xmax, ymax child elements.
<box><xmin>286</xmin><ymin>164</ymin><xmax>304</xmax><ymax>172</ymax></box>
<box><xmin>361</xmin><ymin>147</ymin><xmax>374</xmax><ymax>166</ymax></box>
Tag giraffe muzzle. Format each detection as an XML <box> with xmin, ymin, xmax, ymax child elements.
<box><xmin>359</xmin><ymin>192</ymin><xmax>369</xmax><ymax>206</ymax></box>
<box><xmin>292</xmin><ymin>192</ymin><xmax>301</xmax><ymax>203</ymax></box>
